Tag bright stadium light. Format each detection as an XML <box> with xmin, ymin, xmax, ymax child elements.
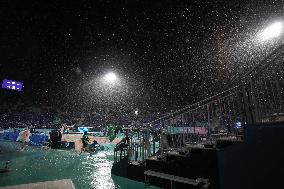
<box><xmin>259</xmin><ymin>21</ymin><xmax>283</xmax><ymax>41</ymax></box>
<box><xmin>104</xmin><ymin>72</ymin><xmax>117</xmax><ymax>83</ymax></box>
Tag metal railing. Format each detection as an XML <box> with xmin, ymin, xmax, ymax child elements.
<box><xmin>149</xmin><ymin>43</ymin><xmax>284</xmax><ymax>143</ymax></box>
<box><xmin>113</xmin><ymin>130</ymin><xmax>160</xmax><ymax>164</ymax></box>
<box><xmin>113</xmin><ymin>44</ymin><xmax>284</xmax><ymax>163</ymax></box>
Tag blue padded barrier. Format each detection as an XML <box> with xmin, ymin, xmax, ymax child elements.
<box><xmin>29</xmin><ymin>134</ymin><xmax>49</xmax><ymax>146</ymax></box>
<box><xmin>0</xmin><ymin>133</ymin><xmax>4</xmax><ymax>139</ymax></box>
<box><xmin>1</xmin><ymin>131</ymin><xmax>48</xmax><ymax>146</ymax></box>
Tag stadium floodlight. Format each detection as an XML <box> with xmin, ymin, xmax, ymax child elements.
<box><xmin>259</xmin><ymin>21</ymin><xmax>283</xmax><ymax>41</ymax></box>
<box><xmin>104</xmin><ymin>72</ymin><xmax>117</xmax><ymax>83</ymax></box>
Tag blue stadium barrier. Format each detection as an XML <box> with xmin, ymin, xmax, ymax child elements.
<box><xmin>1</xmin><ymin>131</ymin><xmax>48</xmax><ymax>146</ymax></box>
<box><xmin>3</xmin><ymin>132</ymin><xmax>10</xmax><ymax>140</ymax></box>
<box><xmin>0</xmin><ymin>132</ymin><xmax>4</xmax><ymax>139</ymax></box>
<box><xmin>29</xmin><ymin>134</ymin><xmax>49</xmax><ymax>146</ymax></box>
<box><xmin>0</xmin><ymin>132</ymin><xmax>17</xmax><ymax>141</ymax></box>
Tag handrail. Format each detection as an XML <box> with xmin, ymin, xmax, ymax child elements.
<box><xmin>148</xmin><ymin>42</ymin><xmax>284</xmax><ymax>125</ymax></box>
<box><xmin>149</xmin><ymin>86</ymin><xmax>238</xmax><ymax>124</ymax></box>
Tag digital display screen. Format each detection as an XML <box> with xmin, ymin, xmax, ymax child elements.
<box><xmin>2</xmin><ymin>79</ymin><xmax>23</xmax><ymax>91</ymax></box>
<box><xmin>236</xmin><ymin>121</ymin><xmax>242</xmax><ymax>129</ymax></box>
<box><xmin>78</xmin><ymin>127</ymin><xmax>89</xmax><ymax>133</ymax></box>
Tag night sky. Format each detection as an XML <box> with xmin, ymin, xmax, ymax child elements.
<box><xmin>1</xmin><ymin>0</ymin><xmax>284</xmax><ymax>117</ymax></box>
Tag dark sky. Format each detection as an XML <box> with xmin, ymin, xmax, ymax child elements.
<box><xmin>1</xmin><ymin>0</ymin><xmax>284</xmax><ymax>116</ymax></box>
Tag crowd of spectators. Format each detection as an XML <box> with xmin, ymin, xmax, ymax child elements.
<box><xmin>0</xmin><ymin>102</ymin><xmax>165</xmax><ymax>131</ymax></box>
<box><xmin>0</xmin><ymin>104</ymin><xmax>133</xmax><ymax>131</ymax></box>
<box><xmin>0</xmin><ymin>111</ymin><xmax>54</xmax><ymax>129</ymax></box>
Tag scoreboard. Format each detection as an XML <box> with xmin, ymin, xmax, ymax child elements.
<box><xmin>2</xmin><ymin>79</ymin><xmax>23</xmax><ymax>91</ymax></box>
